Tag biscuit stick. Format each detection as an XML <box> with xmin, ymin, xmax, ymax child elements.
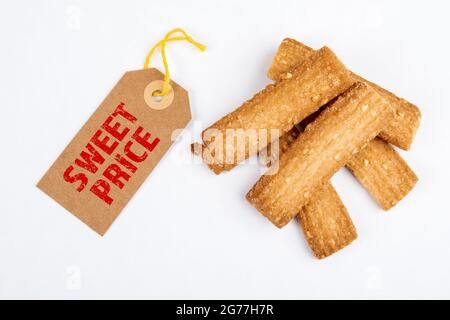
<box><xmin>268</xmin><ymin>38</ymin><xmax>421</xmax><ymax>150</ymax></box>
<box><xmin>297</xmin><ymin>183</ymin><xmax>357</xmax><ymax>259</ymax></box>
<box><xmin>265</xmin><ymin>124</ymin><xmax>418</xmax><ymax>211</ymax></box>
<box><xmin>267</xmin><ymin>39</ymin><xmax>418</xmax><ymax>210</ymax></box>
<box><xmin>247</xmin><ymin>83</ymin><xmax>389</xmax><ymax>228</ymax></box>
<box><xmin>261</xmin><ymin>128</ymin><xmax>358</xmax><ymax>258</ymax></box>
<box><xmin>347</xmin><ymin>138</ymin><xmax>418</xmax><ymax>210</ymax></box>
<box><xmin>200</xmin><ymin>46</ymin><xmax>354</xmax><ymax>174</ymax></box>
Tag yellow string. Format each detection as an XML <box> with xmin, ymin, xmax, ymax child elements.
<box><xmin>144</xmin><ymin>28</ymin><xmax>206</xmax><ymax>96</ymax></box>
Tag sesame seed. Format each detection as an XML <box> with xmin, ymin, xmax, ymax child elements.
<box><xmin>311</xmin><ymin>94</ymin><xmax>321</xmax><ymax>102</ymax></box>
<box><xmin>283</xmin><ymin>72</ymin><xmax>293</xmax><ymax>79</ymax></box>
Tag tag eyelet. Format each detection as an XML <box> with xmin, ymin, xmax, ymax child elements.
<box><xmin>144</xmin><ymin>80</ymin><xmax>174</xmax><ymax>110</ymax></box>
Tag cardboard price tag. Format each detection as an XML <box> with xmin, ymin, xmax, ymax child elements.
<box><xmin>38</xmin><ymin>68</ymin><xmax>191</xmax><ymax>235</ymax></box>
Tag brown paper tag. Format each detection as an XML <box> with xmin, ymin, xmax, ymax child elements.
<box><xmin>38</xmin><ymin>68</ymin><xmax>191</xmax><ymax>235</ymax></box>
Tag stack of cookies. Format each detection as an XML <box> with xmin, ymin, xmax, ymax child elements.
<box><xmin>193</xmin><ymin>39</ymin><xmax>420</xmax><ymax>259</ymax></box>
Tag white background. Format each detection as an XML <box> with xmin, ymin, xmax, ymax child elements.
<box><xmin>0</xmin><ymin>0</ymin><xmax>449</xmax><ymax>299</ymax></box>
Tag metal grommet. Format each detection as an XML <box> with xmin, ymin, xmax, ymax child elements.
<box><xmin>144</xmin><ymin>80</ymin><xmax>174</xmax><ymax>110</ymax></box>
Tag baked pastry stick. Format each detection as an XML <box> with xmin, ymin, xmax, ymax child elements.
<box><xmin>268</xmin><ymin>38</ymin><xmax>421</xmax><ymax>150</ymax></box>
<box><xmin>261</xmin><ymin>128</ymin><xmax>357</xmax><ymax>258</ymax></box>
<box><xmin>264</xmin><ymin>124</ymin><xmax>417</xmax><ymax>211</ymax></box>
<box><xmin>200</xmin><ymin>46</ymin><xmax>355</xmax><ymax>174</ymax></box>
<box><xmin>347</xmin><ymin>138</ymin><xmax>418</xmax><ymax>210</ymax></box>
<box><xmin>297</xmin><ymin>183</ymin><xmax>357</xmax><ymax>259</ymax></box>
<box><xmin>267</xmin><ymin>39</ymin><xmax>418</xmax><ymax>210</ymax></box>
<box><xmin>247</xmin><ymin>83</ymin><xmax>390</xmax><ymax>228</ymax></box>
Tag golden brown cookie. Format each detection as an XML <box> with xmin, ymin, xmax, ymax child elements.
<box><xmin>297</xmin><ymin>183</ymin><xmax>357</xmax><ymax>259</ymax></box>
<box><xmin>201</xmin><ymin>46</ymin><xmax>354</xmax><ymax>174</ymax></box>
<box><xmin>347</xmin><ymin>137</ymin><xmax>418</xmax><ymax>210</ymax></box>
<box><xmin>247</xmin><ymin>83</ymin><xmax>390</xmax><ymax>228</ymax></box>
<box><xmin>260</xmin><ymin>125</ymin><xmax>357</xmax><ymax>258</ymax></box>
<box><xmin>266</xmin><ymin>40</ymin><xmax>418</xmax><ymax>211</ymax></box>
<box><xmin>268</xmin><ymin>38</ymin><xmax>421</xmax><ymax>150</ymax></box>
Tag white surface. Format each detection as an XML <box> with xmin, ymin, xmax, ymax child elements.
<box><xmin>0</xmin><ymin>0</ymin><xmax>449</xmax><ymax>299</ymax></box>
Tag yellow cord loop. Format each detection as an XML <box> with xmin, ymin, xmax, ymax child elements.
<box><xmin>144</xmin><ymin>28</ymin><xmax>206</xmax><ymax>96</ymax></box>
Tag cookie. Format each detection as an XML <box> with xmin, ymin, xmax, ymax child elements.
<box><xmin>201</xmin><ymin>46</ymin><xmax>354</xmax><ymax>174</ymax></box>
<box><xmin>347</xmin><ymin>137</ymin><xmax>418</xmax><ymax>210</ymax></box>
<box><xmin>297</xmin><ymin>182</ymin><xmax>357</xmax><ymax>259</ymax></box>
<box><xmin>247</xmin><ymin>83</ymin><xmax>389</xmax><ymax>228</ymax></box>
<box><xmin>268</xmin><ymin>38</ymin><xmax>421</xmax><ymax>150</ymax></box>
